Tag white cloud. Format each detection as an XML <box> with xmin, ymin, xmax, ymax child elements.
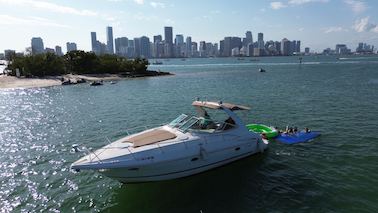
<box><xmin>353</xmin><ymin>17</ymin><xmax>378</xmax><ymax>33</ymax></box>
<box><xmin>288</xmin><ymin>0</ymin><xmax>329</xmax><ymax>5</ymax></box>
<box><xmin>270</xmin><ymin>2</ymin><xmax>287</xmax><ymax>10</ymax></box>
<box><xmin>0</xmin><ymin>14</ymin><xmax>70</xmax><ymax>28</ymax></box>
<box><xmin>270</xmin><ymin>0</ymin><xmax>328</xmax><ymax>10</ymax></box>
<box><xmin>0</xmin><ymin>0</ymin><xmax>97</xmax><ymax>16</ymax></box>
<box><xmin>323</xmin><ymin>26</ymin><xmax>348</xmax><ymax>33</ymax></box>
<box><xmin>165</xmin><ymin>19</ymin><xmax>175</xmax><ymax>25</ymax></box>
<box><xmin>344</xmin><ymin>0</ymin><xmax>367</xmax><ymax>13</ymax></box>
<box><xmin>150</xmin><ymin>2</ymin><xmax>165</xmax><ymax>8</ymax></box>
<box><xmin>134</xmin><ymin>0</ymin><xmax>144</xmax><ymax>5</ymax></box>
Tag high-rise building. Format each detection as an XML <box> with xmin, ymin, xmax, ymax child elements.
<box><xmin>55</xmin><ymin>46</ymin><xmax>63</xmax><ymax>56</ymax></box>
<box><xmin>66</xmin><ymin>42</ymin><xmax>77</xmax><ymax>53</ymax></box>
<box><xmin>134</xmin><ymin>38</ymin><xmax>141</xmax><ymax>57</ymax></box>
<box><xmin>296</xmin><ymin>40</ymin><xmax>301</xmax><ymax>53</ymax></box>
<box><xmin>290</xmin><ymin>40</ymin><xmax>296</xmax><ymax>55</ymax></box>
<box><xmin>281</xmin><ymin>38</ymin><xmax>290</xmax><ymax>56</ymax></box>
<box><xmin>31</xmin><ymin>37</ymin><xmax>44</xmax><ymax>55</ymax></box>
<box><xmin>115</xmin><ymin>37</ymin><xmax>128</xmax><ymax>56</ymax></box>
<box><xmin>127</xmin><ymin>40</ymin><xmax>135</xmax><ymax>58</ymax></box>
<box><xmin>164</xmin><ymin>26</ymin><xmax>173</xmax><ymax>57</ymax></box>
<box><xmin>257</xmin><ymin>33</ymin><xmax>264</xmax><ymax>49</ymax></box>
<box><xmin>199</xmin><ymin>41</ymin><xmax>206</xmax><ymax>57</ymax></box>
<box><xmin>305</xmin><ymin>47</ymin><xmax>310</xmax><ymax>54</ymax></box>
<box><xmin>164</xmin><ymin>26</ymin><xmax>173</xmax><ymax>44</ymax></box>
<box><xmin>244</xmin><ymin>31</ymin><xmax>253</xmax><ymax>47</ymax></box>
<box><xmin>335</xmin><ymin>44</ymin><xmax>349</xmax><ymax>54</ymax></box>
<box><xmin>91</xmin><ymin>32</ymin><xmax>98</xmax><ymax>54</ymax></box>
<box><xmin>186</xmin><ymin>36</ymin><xmax>192</xmax><ymax>57</ymax></box>
<box><xmin>175</xmin><ymin>34</ymin><xmax>184</xmax><ymax>45</ymax></box>
<box><xmin>106</xmin><ymin>26</ymin><xmax>114</xmax><ymax>54</ymax></box>
<box><xmin>45</xmin><ymin>48</ymin><xmax>55</xmax><ymax>54</ymax></box>
<box><xmin>154</xmin><ymin>35</ymin><xmax>162</xmax><ymax>43</ymax></box>
<box><xmin>140</xmin><ymin>36</ymin><xmax>151</xmax><ymax>58</ymax></box>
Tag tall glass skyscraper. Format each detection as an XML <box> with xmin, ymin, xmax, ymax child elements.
<box><xmin>106</xmin><ymin>26</ymin><xmax>114</xmax><ymax>54</ymax></box>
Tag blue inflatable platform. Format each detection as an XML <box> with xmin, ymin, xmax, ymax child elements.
<box><xmin>275</xmin><ymin>131</ymin><xmax>321</xmax><ymax>144</ymax></box>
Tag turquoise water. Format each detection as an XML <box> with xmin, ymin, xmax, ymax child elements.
<box><xmin>1</xmin><ymin>56</ymin><xmax>378</xmax><ymax>212</ymax></box>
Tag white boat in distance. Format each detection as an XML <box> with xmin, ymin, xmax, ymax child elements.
<box><xmin>71</xmin><ymin>100</ymin><xmax>268</xmax><ymax>183</ymax></box>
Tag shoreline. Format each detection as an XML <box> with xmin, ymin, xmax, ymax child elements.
<box><xmin>0</xmin><ymin>71</ymin><xmax>173</xmax><ymax>89</ymax></box>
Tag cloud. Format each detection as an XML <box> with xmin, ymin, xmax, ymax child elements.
<box><xmin>288</xmin><ymin>0</ymin><xmax>329</xmax><ymax>5</ymax></box>
<box><xmin>323</xmin><ymin>26</ymin><xmax>348</xmax><ymax>33</ymax></box>
<box><xmin>344</xmin><ymin>0</ymin><xmax>367</xmax><ymax>13</ymax></box>
<box><xmin>270</xmin><ymin>0</ymin><xmax>328</xmax><ymax>10</ymax></box>
<box><xmin>0</xmin><ymin>14</ymin><xmax>70</xmax><ymax>28</ymax></box>
<box><xmin>270</xmin><ymin>2</ymin><xmax>287</xmax><ymax>10</ymax></box>
<box><xmin>150</xmin><ymin>2</ymin><xmax>165</xmax><ymax>8</ymax></box>
<box><xmin>165</xmin><ymin>19</ymin><xmax>175</xmax><ymax>25</ymax></box>
<box><xmin>134</xmin><ymin>0</ymin><xmax>144</xmax><ymax>5</ymax></box>
<box><xmin>353</xmin><ymin>17</ymin><xmax>378</xmax><ymax>33</ymax></box>
<box><xmin>0</xmin><ymin>0</ymin><xmax>97</xmax><ymax>16</ymax></box>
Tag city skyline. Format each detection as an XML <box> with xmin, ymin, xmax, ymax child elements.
<box><xmin>1</xmin><ymin>0</ymin><xmax>378</xmax><ymax>53</ymax></box>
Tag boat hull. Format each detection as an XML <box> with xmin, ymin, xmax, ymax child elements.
<box><xmin>99</xmin><ymin>139</ymin><xmax>268</xmax><ymax>183</ymax></box>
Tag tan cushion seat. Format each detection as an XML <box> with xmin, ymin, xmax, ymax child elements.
<box><xmin>126</xmin><ymin>129</ymin><xmax>177</xmax><ymax>147</ymax></box>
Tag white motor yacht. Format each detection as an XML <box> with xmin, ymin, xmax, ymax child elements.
<box><xmin>71</xmin><ymin>100</ymin><xmax>268</xmax><ymax>183</ymax></box>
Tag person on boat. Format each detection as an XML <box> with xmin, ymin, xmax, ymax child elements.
<box><xmin>304</xmin><ymin>127</ymin><xmax>311</xmax><ymax>133</ymax></box>
<box><xmin>223</xmin><ymin>117</ymin><xmax>236</xmax><ymax>130</ymax></box>
<box><xmin>294</xmin><ymin>127</ymin><xmax>298</xmax><ymax>133</ymax></box>
<box><xmin>199</xmin><ymin>111</ymin><xmax>214</xmax><ymax>129</ymax></box>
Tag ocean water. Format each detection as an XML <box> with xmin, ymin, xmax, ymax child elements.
<box><xmin>0</xmin><ymin>55</ymin><xmax>378</xmax><ymax>212</ymax></box>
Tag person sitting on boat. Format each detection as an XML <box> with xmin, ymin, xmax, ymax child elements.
<box><xmin>293</xmin><ymin>127</ymin><xmax>298</xmax><ymax>133</ymax></box>
<box><xmin>304</xmin><ymin>127</ymin><xmax>311</xmax><ymax>133</ymax></box>
<box><xmin>223</xmin><ymin>117</ymin><xmax>236</xmax><ymax>130</ymax></box>
<box><xmin>199</xmin><ymin>111</ymin><xmax>215</xmax><ymax>129</ymax></box>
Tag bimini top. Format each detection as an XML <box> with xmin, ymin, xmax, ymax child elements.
<box><xmin>192</xmin><ymin>101</ymin><xmax>251</xmax><ymax>111</ymax></box>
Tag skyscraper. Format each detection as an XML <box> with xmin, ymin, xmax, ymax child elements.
<box><xmin>281</xmin><ymin>38</ymin><xmax>290</xmax><ymax>56</ymax></box>
<box><xmin>164</xmin><ymin>26</ymin><xmax>173</xmax><ymax>44</ymax></box>
<box><xmin>154</xmin><ymin>35</ymin><xmax>162</xmax><ymax>43</ymax></box>
<box><xmin>257</xmin><ymin>33</ymin><xmax>264</xmax><ymax>49</ymax></box>
<box><xmin>175</xmin><ymin>34</ymin><xmax>184</xmax><ymax>45</ymax></box>
<box><xmin>164</xmin><ymin>26</ymin><xmax>173</xmax><ymax>57</ymax></box>
<box><xmin>140</xmin><ymin>36</ymin><xmax>151</xmax><ymax>58</ymax></box>
<box><xmin>106</xmin><ymin>26</ymin><xmax>114</xmax><ymax>54</ymax></box>
<box><xmin>244</xmin><ymin>31</ymin><xmax>253</xmax><ymax>47</ymax></box>
<box><xmin>186</xmin><ymin>36</ymin><xmax>192</xmax><ymax>57</ymax></box>
<box><xmin>115</xmin><ymin>37</ymin><xmax>128</xmax><ymax>56</ymax></box>
<box><xmin>55</xmin><ymin>45</ymin><xmax>63</xmax><ymax>56</ymax></box>
<box><xmin>91</xmin><ymin>32</ymin><xmax>99</xmax><ymax>54</ymax></box>
<box><xmin>296</xmin><ymin>40</ymin><xmax>301</xmax><ymax>53</ymax></box>
<box><xmin>134</xmin><ymin>38</ymin><xmax>141</xmax><ymax>57</ymax></box>
<box><xmin>66</xmin><ymin>42</ymin><xmax>77</xmax><ymax>53</ymax></box>
<box><xmin>31</xmin><ymin>37</ymin><xmax>44</xmax><ymax>55</ymax></box>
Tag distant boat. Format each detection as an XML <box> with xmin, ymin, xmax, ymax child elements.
<box><xmin>152</xmin><ymin>61</ymin><xmax>163</xmax><ymax>65</ymax></box>
<box><xmin>181</xmin><ymin>58</ymin><xmax>186</xmax><ymax>61</ymax></box>
<box><xmin>90</xmin><ymin>81</ymin><xmax>103</xmax><ymax>86</ymax></box>
<box><xmin>237</xmin><ymin>57</ymin><xmax>245</xmax><ymax>60</ymax></box>
<box><xmin>259</xmin><ymin>68</ymin><xmax>266</xmax><ymax>72</ymax></box>
<box><xmin>110</xmin><ymin>81</ymin><xmax>117</xmax><ymax>84</ymax></box>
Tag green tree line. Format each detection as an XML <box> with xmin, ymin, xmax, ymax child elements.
<box><xmin>6</xmin><ymin>51</ymin><xmax>149</xmax><ymax>77</ymax></box>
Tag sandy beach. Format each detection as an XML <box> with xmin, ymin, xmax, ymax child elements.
<box><xmin>0</xmin><ymin>74</ymin><xmax>122</xmax><ymax>89</ymax></box>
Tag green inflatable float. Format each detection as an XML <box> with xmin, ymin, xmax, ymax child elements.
<box><xmin>246</xmin><ymin>124</ymin><xmax>278</xmax><ymax>139</ymax></box>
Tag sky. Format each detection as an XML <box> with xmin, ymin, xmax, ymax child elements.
<box><xmin>1</xmin><ymin>0</ymin><xmax>378</xmax><ymax>53</ymax></box>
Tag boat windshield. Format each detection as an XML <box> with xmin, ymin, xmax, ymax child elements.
<box><xmin>168</xmin><ymin>114</ymin><xmax>201</xmax><ymax>132</ymax></box>
<box><xmin>168</xmin><ymin>113</ymin><xmax>236</xmax><ymax>133</ymax></box>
